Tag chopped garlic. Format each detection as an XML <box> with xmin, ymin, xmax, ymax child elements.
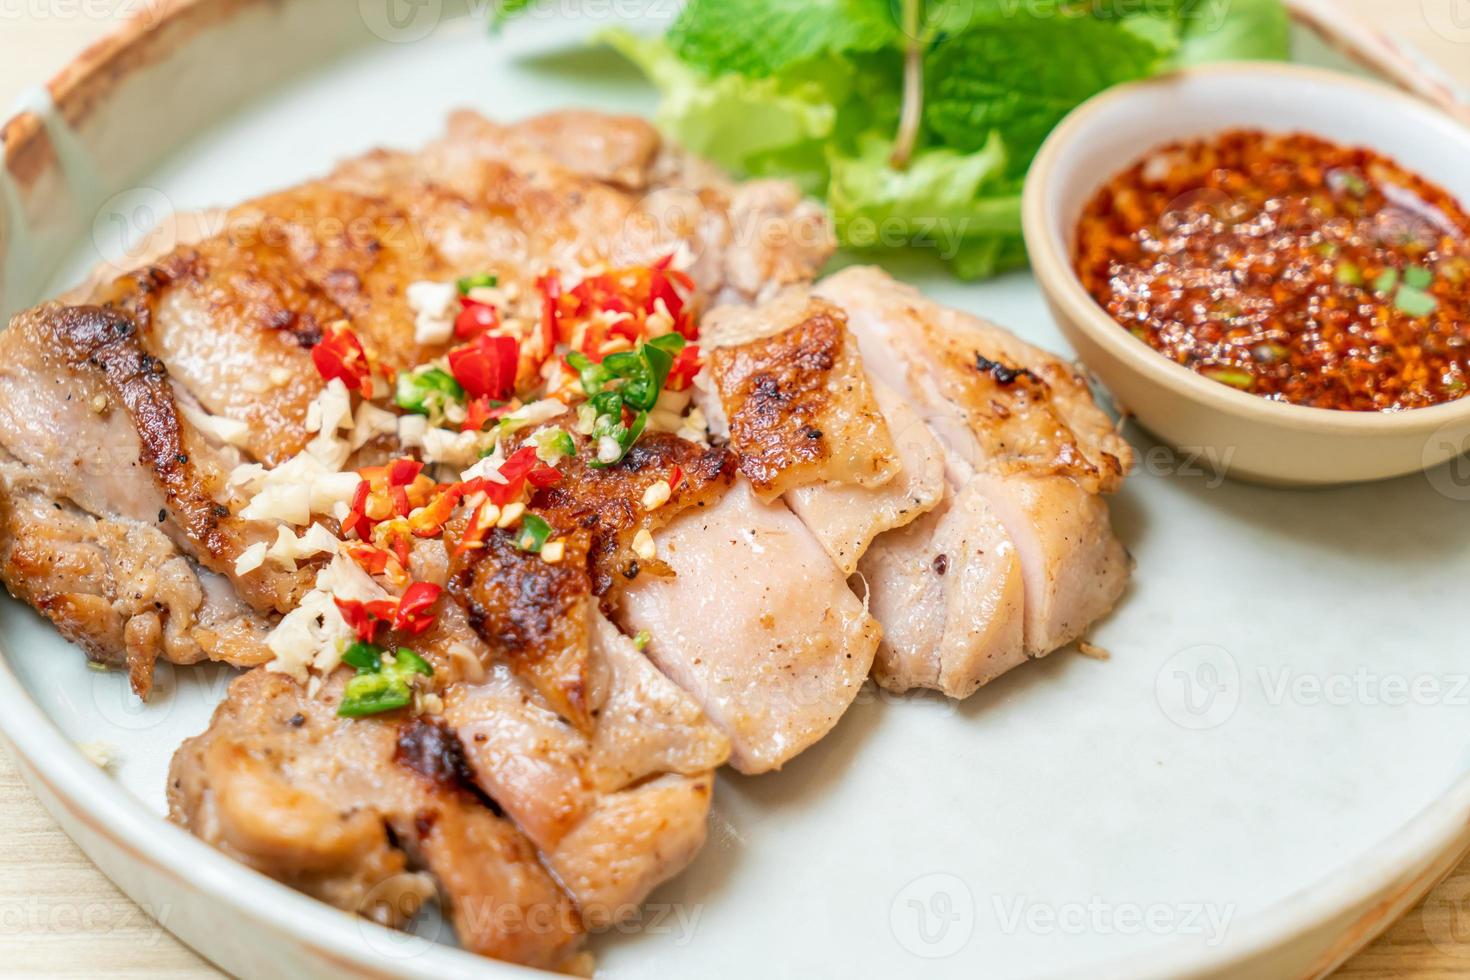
<box><xmin>266</xmin><ymin>523</ymin><xmax>340</xmax><ymax>566</ymax></box>
<box><xmin>446</xmin><ymin>643</ymin><xmax>486</xmax><ymax>683</ymax></box>
<box><xmin>642</xmin><ymin>480</ymin><xmax>671</xmax><ymax>511</ymax></box>
<box><xmin>239</xmin><ymin>484</ymin><xmax>311</xmax><ymax>525</ymax></box>
<box><xmin>596</xmin><ymin>436</ymin><xmax>621</xmax><ymax>464</ymax></box>
<box><xmin>228</xmin><ymin>462</ymin><xmax>267</xmax><ymax>489</ymax></box>
<box><xmin>77</xmin><ymin>741</ymin><xmax>119</xmax><ymax>770</ymax></box>
<box><xmin>178</xmin><ymin>401</ymin><xmax>251</xmax><ymax>447</ymax></box>
<box><xmin>351</xmin><ymin>401</ymin><xmax>399</xmax><ymax>451</ymax></box>
<box><xmin>503</xmin><ymin>398</ymin><xmax>571</xmax><ymax>430</ymax></box>
<box><xmin>234</xmin><ymin>541</ymin><xmax>268</xmax><ymax>575</ymax></box>
<box><xmin>311</xmin><ymin>472</ymin><xmax>362</xmax><ymax>516</ymax></box>
<box><xmin>632</xmin><ymin>528</ymin><xmax>656</xmax><ymax>561</ymax></box>
<box><xmin>541</xmin><ymin>539</ymin><xmax>565</xmax><ymax>564</ymax></box>
<box><xmin>89</xmin><ymin>394</ymin><xmax>109</xmax><ymax>414</ymax></box>
<box><xmin>497</xmin><ymin>501</ymin><xmax>526</xmax><ymax>528</ymax></box>
<box><xmin>460</xmin><ymin>448</ymin><xmax>508</xmax><ymax>484</ymax></box>
<box><xmin>407</xmin><ymin>280</ymin><xmax>458</xmax><ymax>345</ymax></box>
<box><xmin>422</xmin><ymin>426</ymin><xmax>482</xmax><ymax>466</ymax></box>
<box><xmin>397</xmin><ymin>414</ymin><xmax>428</xmax><ymax>448</ymax></box>
<box><xmin>305</xmin><ymin>378</ymin><xmax>353</xmax><ymax>436</ymax></box>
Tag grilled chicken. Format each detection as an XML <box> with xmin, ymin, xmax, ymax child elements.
<box><xmin>444</xmin><ymin>613</ymin><xmax>727</xmax><ymax>923</ymax></box>
<box><xmin>813</xmin><ymin>267</ymin><xmax>1134</xmax><ymax>695</ymax></box>
<box><xmin>702</xmin><ymin>290</ymin><xmax>944</xmax><ymax>574</ymax></box>
<box><xmin>617</xmin><ymin>478</ymin><xmax>880</xmax><ymax>773</ymax></box>
<box><xmin>0</xmin><ymin>110</ymin><xmax>831</xmax><ymax>697</ymax></box>
<box><xmin>703</xmin><ymin>292</ymin><xmax>900</xmax><ymax>498</ymax></box>
<box><xmin>0</xmin><ymin>110</ymin><xmax>844</xmax><ymax>969</ymax></box>
<box><xmin>3</xmin><ymin>103</ymin><xmax>1138</xmax><ymax>970</ymax></box>
<box><xmin>168</xmin><ymin>668</ymin><xmax>585</xmax><ymax>970</ymax></box>
<box><xmin>857</xmin><ymin>480</ymin><xmax>1025</xmax><ymax>695</ymax></box>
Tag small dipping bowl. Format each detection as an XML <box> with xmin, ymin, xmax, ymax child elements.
<box><xmin>1023</xmin><ymin>62</ymin><xmax>1470</xmax><ymax>487</ymax></box>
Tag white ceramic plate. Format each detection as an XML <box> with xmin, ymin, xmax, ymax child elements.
<box><xmin>2</xmin><ymin>4</ymin><xmax>1468</xmax><ymax>978</ymax></box>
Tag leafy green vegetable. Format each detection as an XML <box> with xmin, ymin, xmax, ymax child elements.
<box><xmin>924</xmin><ymin>8</ymin><xmax>1167</xmax><ymax>167</ymax></box>
<box><xmin>602</xmin><ymin>30</ymin><xmax>843</xmax><ymax>192</ymax></box>
<box><xmin>516</xmin><ymin>0</ymin><xmax>1290</xmax><ymax>278</ymax></box>
<box><xmin>1172</xmin><ymin>0</ymin><xmax>1291</xmax><ymax>66</ymax></box>
<box><xmin>827</xmin><ymin>132</ymin><xmax>1018</xmax><ymax>258</ymax></box>
<box><xmin>668</xmin><ymin>0</ymin><xmax>897</xmax><ymax>78</ymax></box>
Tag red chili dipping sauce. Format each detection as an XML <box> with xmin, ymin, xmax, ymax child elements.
<box><xmin>1073</xmin><ymin>130</ymin><xmax>1470</xmax><ymax>411</ymax></box>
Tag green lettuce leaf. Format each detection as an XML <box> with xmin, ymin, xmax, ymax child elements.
<box><xmin>827</xmin><ymin>133</ymin><xmax>1016</xmax><ymax>251</ymax></box>
<box><xmin>601</xmin><ymin>30</ymin><xmax>847</xmax><ymax>191</ymax></box>
<box><xmin>667</xmin><ymin>0</ymin><xmax>899</xmax><ymax>78</ymax></box>
<box><xmin>1173</xmin><ymin>0</ymin><xmax>1291</xmax><ymax>65</ymax></box>
<box><xmin>924</xmin><ymin>8</ymin><xmax>1167</xmax><ymax>166</ymax></box>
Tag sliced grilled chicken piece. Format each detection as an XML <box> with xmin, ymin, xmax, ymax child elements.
<box><xmin>0</xmin><ymin>303</ymin><xmax>306</xmax><ymax>693</ymax></box>
<box><xmin>616</xmin><ymin>478</ymin><xmax>880</xmax><ymax>773</ymax></box>
<box><xmin>816</xmin><ymin>266</ymin><xmax>1133</xmax><ymax>493</ymax></box>
<box><xmin>168</xmin><ymin>669</ymin><xmax>585</xmax><ymax>970</ymax></box>
<box><xmin>787</xmin><ymin>378</ymin><xmax>946</xmax><ymax>575</ymax></box>
<box><xmin>439</xmin><ymin>603</ymin><xmax>728</xmax><ymax>922</ymax></box>
<box><xmin>703</xmin><ymin>289</ymin><xmax>942</xmax><ymax>573</ymax></box>
<box><xmin>814</xmin><ymin>266</ymin><xmax>1133</xmax><ymax>693</ymax></box>
<box><xmin>855</xmin><ymin>480</ymin><xmax>1025</xmax><ymax>697</ymax></box>
<box><xmin>969</xmin><ymin>473</ymin><xmax>1131</xmax><ymax>656</ymax></box>
<box><xmin>704</xmin><ymin>293</ymin><xmax>899</xmax><ymax>498</ymax></box>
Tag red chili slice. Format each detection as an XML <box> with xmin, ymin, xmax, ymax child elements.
<box><xmin>311</xmin><ymin>324</ymin><xmax>371</xmax><ymax>393</ymax></box>
<box><xmin>335</xmin><ymin>596</ymin><xmax>385</xmax><ymax>643</ymax></box>
<box><xmin>666</xmin><ymin>344</ymin><xmax>703</xmax><ymax>392</ymax></box>
<box><xmin>448</xmin><ymin>333</ymin><xmax>520</xmax><ymax>402</ymax></box>
<box><xmin>387</xmin><ymin>458</ymin><xmax>424</xmax><ymax>487</ymax></box>
<box><xmin>341</xmin><ymin>479</ymin><xmax>375</xmax><ymax>541</ymax></box>
<box><xmin>454</xmin><ymin>301</ymin><xmax>498</xmax><ymax>340</ymax></box>
<box><xmin>537</xmin><ymin>271</ymin><xmax>562</xmax><ymax>353</ymax></box>
<box><xmin>394</xmin><ymin>582</ymin><xmax>442</xmax><ymax>636</ymax></box>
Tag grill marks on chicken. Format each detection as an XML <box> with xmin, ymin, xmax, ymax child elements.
<box><xmin>449</xmin><ymin>527</ymin><xmax>597</xmax><ymax>732</ymax></box>
<box><xmin>0</xmin><ymin>302</ymin><xmax>300</xmax><ymax>693</ymax></box>
<box><xmin>444</xmin><ymin>614</ymin><xmax>728</xmax><ymax>923</ymax></box>
<box><xmin>0</xmin><ymin>108</ymin><xmax>829</xmax><ymax>701</ymax></box>
<box><xmin>706</xmin><ymin>298</ymin><xmax>899</xmax><ymax>498</ymax></box>
<box><xmin>530</xmin><ymin>430</ymin><xmax>736</xmax><ymax>597</ymax></box>
<box><xmin>169</xmin><ymin>669</ymin><xmax>585</xmax><ymax>970</ymax></box>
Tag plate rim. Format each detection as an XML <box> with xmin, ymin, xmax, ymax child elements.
<box><xmin>2</xmin><ymin>2</ymin><xmax>1469</xmax><ymax>976</ymax></box>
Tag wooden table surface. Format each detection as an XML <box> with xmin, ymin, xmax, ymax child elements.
<box><xmin>2</xmin><ymin>3</ymin><xmax>1468</xmax><ymax>977</ymax></box>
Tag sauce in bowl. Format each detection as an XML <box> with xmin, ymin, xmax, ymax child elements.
<box><xmin>1073</xmin><ymin>129</ymin><xmax>1470</xmax><ymax>411</ymax></box>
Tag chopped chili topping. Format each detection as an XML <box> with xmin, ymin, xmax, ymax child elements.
<box><xmin>1075</xmin><ymin>129</ymin><xmax>1470</xmax><ymax>410</ymax></box>
<box><xmin>311</xmin><ymin>321</ymin><xmax>374</xmax><ymax>394</ymax></box>
<box><xmin>449</xmin><ymin>333</ymin><xmax>520</xmax><ymax>402</ymax></box>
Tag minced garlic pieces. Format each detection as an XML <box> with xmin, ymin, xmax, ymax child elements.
<box><xmin>641</xmin><ymin>480</ymin><xmax>671</xmax><ymax>511</ymax></box>
<box><xmin>234</xmin><ymin>541</ymin><xmax>268</xmax><ymax>575</ymax></box>
<box><xmin>632</xmin><ymin>528</ymin><xmax>656</xmax><ymax>561</ymax></box>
